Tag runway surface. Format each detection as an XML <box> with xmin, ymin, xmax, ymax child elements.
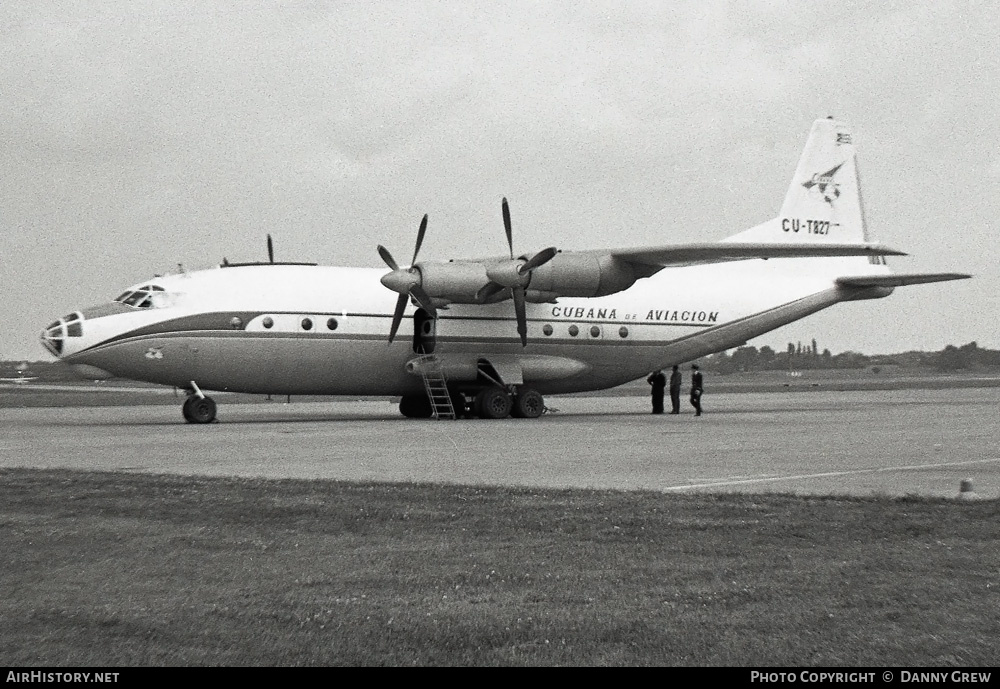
<box><xmin>2</xmin><ymin>388</ymin><xmax>998</xmax><ymax>499</ymax></box>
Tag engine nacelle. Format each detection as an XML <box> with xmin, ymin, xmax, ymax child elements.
<box><xmin>414</xmin><ymin>253</ymin><xmax>638</xmax><ymax>304</ymax></box>
<box><xmin>417</xmin><ymin>261</ymin><xmax>490</xmax><ymax>303</ymax></box>
<box><xmin>526</xmin><ymin>253</ymin><xmax>637</xmax><ymax>297</ymax></box>
<box><xmin>485</xmin><ymin>260</ymin><xmax>529</xmax><ymax>288</ymax></box>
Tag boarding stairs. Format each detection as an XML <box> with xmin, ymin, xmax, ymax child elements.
<box><xmin>419</xmin><ymin>357</ymin><xmax>456</xmax><ymax>420</ymax></box>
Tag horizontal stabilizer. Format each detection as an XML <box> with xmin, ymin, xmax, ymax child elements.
<box><xmin>836</xmin><ymin>273</ymin><xmax>971</xmax><ymax>288</ymax></box>
<box><xmin>605</xmin><ymin>242</ymin><xmax>906</xmax><ymax>269</ymax></box>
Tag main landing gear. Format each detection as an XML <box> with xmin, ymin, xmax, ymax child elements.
<box><xmin>398</xmin><ymin>394</ymin><xmax>434</xmax><ymax>419</ymax></box>
<box><xmin>474</xmin><ymin>387</ymin><xmax>512</xmax><ymax>419</ymax></box>
<box><xmin>399</xmin><ymin>386</ymin><xmax>545</xmax><ymax>420</ymax></box>
<box><xmin>511</xmin><ymin>388</ymin><xmax>544</xmax><ymax>418</ymax></box>
<box><xmin>182</xmin><ymin>381</ymin><xmax>217</xmax><ymax>424</ymax></box>
<box><xmin>473</xmin><ymin>386</ymin><xmax>545</xmax><ymax>419</ymax></box>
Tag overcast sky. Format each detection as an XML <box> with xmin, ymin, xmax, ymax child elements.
<box><xmin>2</xmin><ymin>0</ymin><xmax>997</xmax><ymax>362</ymax></box>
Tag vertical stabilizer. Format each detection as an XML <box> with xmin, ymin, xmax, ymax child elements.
<box><xmin>724</xmin><ymin>118</ymin><xmax>879</xmax><ymax>257</ymax></box>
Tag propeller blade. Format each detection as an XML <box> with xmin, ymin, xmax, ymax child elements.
<box><xmin>381</xmin><ymin>212</ymin><xmax>436</xmax><ymax>343</ymax></box>
<box><xmin>412</xmin><ymin>214</ymin><xmax>428</xmax><ymax>265</ymax></box>
<box><xmin>267</xmin><ymin>234</ymin><xmax>274</xmax><ymax>263</ymax></box>
<box><xmin>377</xmin><ymin>245</ymin><xmax>399</xmax><ymax>271</ymax></box>
<box><xmin>502</xmin><ymin>197</ymin><xmax>513</xmax><ymax>259</ymax></box>
<box><xmin>410</xmin><ymin>285</ymin><xmax>438</xmax><ymax>319</ymax></box>
<box><xmin>476</xmin><ymin>282</ymin><xmax>506</xmax><ymax>303</ymax></box>
<box><xmin>387</xmin><ymin>293</ymin><xmax>408</xmax><ymax>344</ymax></box>
<box><xmin>519</xmin><ymin>246</ymin><xmax>557</xmax><ymax>275</ymax></box>
<box><xmin>513</xmin><ymin>287</ymin><xmax>528</xmax><ymax>347</ymax></box>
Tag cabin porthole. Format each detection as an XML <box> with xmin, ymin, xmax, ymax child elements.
<box><xmin>301</xmin><ymin>317</ymin><xmax>313</xmax><ymax>331</ymax></box>
<box><xmin>568</xmin><ymin>325</ymin><xmax>579</xmax><ymax>337</ymax></box>
<box><xmin>619</xmin><ymin>326</ymin><xmax>629</xmax><ymax>338</ymax></box>
<box><xmin>327</xmin><ymin>318</ymin><xmax>338</xmax><ymax>331</ymax></box>
<box><xmin>229</xmin><ymin>317</ymin><xmax>243</xmax><ymax>330</ymax></box>
<box><xmin>590</xmin><ymin>325</ymin><xmax>600</xmax><ymax>338</ymax></box>
<box><xmin>542</xmin><ymin>324</ymin><xmax>553</xmax><ymax>336</ymax></box>
<box><xmin>262</xmin><ymin>317</ymin><xmax>274</xmax><ymax>329</ymax></box>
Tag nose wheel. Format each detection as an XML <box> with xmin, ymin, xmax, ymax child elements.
<box><xmin>182</xmin><ymin>395</ymin><xmax>217</xmax><ymax>424</ymax></box>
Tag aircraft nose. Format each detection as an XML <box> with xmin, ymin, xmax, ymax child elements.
<box><xmin>40</xmin><ymin>311</ymin><xmax>84</xmax><ymax>358</ymax></box>
<box><xmin>40</xmin><ymin>320</ymin><xmax>64</xmax><ymax>357</ymax></box>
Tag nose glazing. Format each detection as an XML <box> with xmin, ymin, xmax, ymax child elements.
<box><xmin>40</xmin><ymin>321</ymin><xmax>64</xmax><ymax>356</ymax></box>
<box><xmin>40</xmin><ymin>312</ymin><xmax>84</xmax><ymax>358</ymax></box>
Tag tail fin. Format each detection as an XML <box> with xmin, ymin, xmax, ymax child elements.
<box><xmin>725</xmin><ymin>118</ymin><xmax>882</xmax><ymax>263</ymax></box>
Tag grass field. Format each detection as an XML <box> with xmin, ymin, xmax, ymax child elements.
<box><xmin>2</xmin><ymin>469</ymin><xmax>997</xmax><ymax>666</ymax></box>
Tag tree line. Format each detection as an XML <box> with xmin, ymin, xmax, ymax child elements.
<box><xmin>698</xmin><ymin>341</ymin><xmax>1000</xmax><ymax>374</ymax></box>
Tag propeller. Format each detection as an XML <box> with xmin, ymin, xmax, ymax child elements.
<box><xmin>267</xmin><ymin>234</ymin><xmax>274</xmax><ymax>264</ymax></box>
<box><xmin>484</xmin><ymin>198</ymin><xmax>558</xmax><ymax>346</ymax></box>
<box><xmin>377</xmin><ymin>214</ymin><xmax>437</xmax><ymax>344</ymax></box>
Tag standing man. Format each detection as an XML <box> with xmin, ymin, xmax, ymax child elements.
<box><xmin>647</xmin><ymin>369</ymin><xmax>666</xmax><ymax>414</ymax></box>
<box><xmin>669</xmin><ymin>365</ymin><xmax>682</xmax><ymax>414</ymax></box>
<box><xmin>690</xmin><ymin>364</ymin><xmax>704</xmax><ymax>416</ymax></box>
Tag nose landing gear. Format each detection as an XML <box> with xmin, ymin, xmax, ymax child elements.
<box><xmin>182</xmin><ymin>395</ymin><xmax>217</xmax><ymax>423</ymax></box>
<box><xmin>182</xmin><ymin>381</ymin><xmax>217</xmax><ymax>424</ymax></box>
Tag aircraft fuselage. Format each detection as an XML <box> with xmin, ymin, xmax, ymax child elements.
<box><xmin>45</xmin><ymin>259</ymin><xmax>887</xmax><ymax>397</ymax></box>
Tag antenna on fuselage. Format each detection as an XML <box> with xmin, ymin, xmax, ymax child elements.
<box><xmin>217</xmin><ymin>234</ymin><xmax>316</xmax><ymax>268</ymax></box>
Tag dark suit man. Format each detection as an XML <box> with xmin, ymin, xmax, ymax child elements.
<box><xmin>690</xmin><ymin>364</ymin><xmax>704</xmax><ymax>416</ymax></box>
<box><xmin>669</xmin><ymin>365</ymin><xmax>682</xmax><ymax>414</ymax></box>
<box><xmin>647</xmin><ymin>370</ymin><xmax>666</xmax><ymax>414</ymax></box>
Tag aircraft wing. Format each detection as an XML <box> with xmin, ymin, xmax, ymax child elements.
<box><xmin>591</xmin><ymin>242</ymin><xmax>907</xmax><ymax>270</ymax></box>
<box><xmin>836</xmin><ymin>273</ymin><xmax>971</xmax><ymax>288</ymax></box>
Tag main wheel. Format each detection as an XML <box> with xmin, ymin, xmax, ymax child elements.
<box><xmin>183</xmin><ymin>396</ymin><xmax>217</xmax><ymax>424</ymax></box>
<box><xmin>399</xmin><ymin>395</ymin><xmax>433</xmax><ymax>418</ymax></box>
<box><xmin>512</xmin><ymin>388</ymin><xmax>544</xmax><ymax>418</ymax></box>
<box><xmin>475</xmin><ymin>387</ymin><xmax>513</xmax><ymax>419</ymax></box>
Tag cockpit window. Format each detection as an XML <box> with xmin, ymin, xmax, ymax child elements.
<box><xmin>114</xmin><ymin>285</ymin><xmax>166</xmax><ymax>309</ymax></box>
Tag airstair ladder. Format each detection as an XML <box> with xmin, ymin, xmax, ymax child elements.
<box><xmin>420</xmin><ymin>360</ymin><xmax>456</xmax><ymax>420</ymax></box>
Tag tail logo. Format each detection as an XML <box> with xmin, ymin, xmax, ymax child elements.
<box><xmin>801</xmin><ymin>163</ymin><xmax>843</xmax><ymax>206</ymax></box>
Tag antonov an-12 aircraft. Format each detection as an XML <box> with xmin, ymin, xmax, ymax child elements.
<box><xmin>41</xmin><ymin>118</ymin><xmax>968</xmax><ymax>423</ymax></box>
